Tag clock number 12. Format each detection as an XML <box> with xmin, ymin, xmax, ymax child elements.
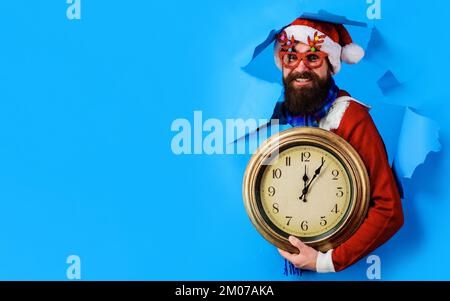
<box><xmin>301</xmin><ymin>152</ymin><xmax>311</xmax><ymax>162</ymax></box>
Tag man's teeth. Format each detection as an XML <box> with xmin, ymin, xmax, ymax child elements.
<box><xmin>295</xmin><ymin>78</ymin><xmax>310</xmax><ymax>82</ymax></box>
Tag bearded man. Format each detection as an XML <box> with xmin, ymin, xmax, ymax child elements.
<box><xmin>268</xmin><ymin>17</ymin><xmax>404</xmax><ymax>272</ymax></box>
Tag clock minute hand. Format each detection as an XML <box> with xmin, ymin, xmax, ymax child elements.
<box><xmin>299</xmin><ymin>157</ymin><xmax>325</xmax><ymax>200</ymax></box>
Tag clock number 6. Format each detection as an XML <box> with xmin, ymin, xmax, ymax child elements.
<box><xmin>301</xmin><ymin>220</ymin><xmax>309</xmax><ymax>231</ymax></box>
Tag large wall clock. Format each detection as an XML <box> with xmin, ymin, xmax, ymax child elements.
<box><xmin>243</xmin><ymin>127</ymin><xmax>370</xmax><ymax>253</ymax></box>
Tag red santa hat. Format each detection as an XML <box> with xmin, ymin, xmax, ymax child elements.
<box><xmin>274</xmin><ymin>18</ymin><xmax>365</xmax><ymax>74</ymax></box>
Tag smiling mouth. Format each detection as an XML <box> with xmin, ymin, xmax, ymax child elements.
<box><xmin>291</xmin><ymin>76</ymin><xmax>313</xmax><ymax>86</ymax></box>
<box><xmin>295</xmin><ymin>78</ymin><xmax>312</xmax><ymax>83</ymax></box>
<box><xmin>290</xmin><ymin>73</ymin><xmax>315</xmax><ymax>85</ymax></box>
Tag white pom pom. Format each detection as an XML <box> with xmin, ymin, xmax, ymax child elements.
<box><xmin>341</xmin><ymin>43</ymin><xmax>365</xmax><ymax>64</ymax></box>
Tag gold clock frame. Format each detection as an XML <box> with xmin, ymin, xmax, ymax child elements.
<box><xmin>242</xmin><ymin>127</ymin><xmax>370</xmax><ymax>253</ymax></box>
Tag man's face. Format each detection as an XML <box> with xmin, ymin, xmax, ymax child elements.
<box><xmin>282</xmin><ymin>42</ymin><xmax>333</xmax><ymax>116</ymax></box>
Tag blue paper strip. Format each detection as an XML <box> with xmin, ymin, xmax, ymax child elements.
<box><xmin>377</xmin><ymin>70</ymin><xmax>402</xmax><ymax>96</ymax></box>
<box><xmin>394</xmin><ymin>107</ymin><xmax>442</xmax><ymax>179</ymax></box>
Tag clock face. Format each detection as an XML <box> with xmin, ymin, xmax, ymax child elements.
<box><xmin>258</xmin><ymin>144</ymin><xmax>353</xmax><ymax>240</ymax></box>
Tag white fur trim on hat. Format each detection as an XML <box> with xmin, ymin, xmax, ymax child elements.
<box><xmin>341</xmin><ymin>43</ymin><xmax>365</xmax><ymax>64</ymax></box>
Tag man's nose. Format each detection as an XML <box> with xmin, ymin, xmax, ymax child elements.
<box><xmin>294</xmin><ymin>59</ymin><xmax>310</xmax><ymax>73</ymax></box>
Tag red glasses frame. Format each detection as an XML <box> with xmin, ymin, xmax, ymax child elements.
<box><xmin>279</xmin><ymin>50</ymin><xmax>328</xmax><ymax>70</ymax></box>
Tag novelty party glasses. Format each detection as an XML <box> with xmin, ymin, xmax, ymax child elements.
<box><xmin>279</xmin><ymin>50</ymin><xmax>328</xmax><ymax>70</ymax></box>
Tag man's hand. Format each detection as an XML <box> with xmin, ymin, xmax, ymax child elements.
<box><xmin>278</xmin><ymin>236</ymin><xmax>318</xmax><ymax>271</ymax></box>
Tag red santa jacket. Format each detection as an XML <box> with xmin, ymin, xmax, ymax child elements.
<box><xmin>322</xmin><ymin>91</ymin><xmax>404</xmax><ymax>271</ymax></box>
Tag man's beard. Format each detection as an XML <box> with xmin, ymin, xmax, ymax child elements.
<box><xmin>283</xmin><ymin>70</ymin><xmax>333</xmax><ymax>116</ymax></box>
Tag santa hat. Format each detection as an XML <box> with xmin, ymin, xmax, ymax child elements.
<box><xmin>274</xmin><ymin>18</ymin><xmax>365</xmax><ymax>74</ymax></box>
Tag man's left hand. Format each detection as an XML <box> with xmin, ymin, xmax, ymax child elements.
<box><xmin>278</xmin><ymin>236</ymin><xmax>318</xmax><ymax>271</ymax></box>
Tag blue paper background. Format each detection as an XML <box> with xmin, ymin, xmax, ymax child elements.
<box><xmin>0</xmin><ymin>0</ymin><xmax>448</xmax><ymax>280</ymax></box>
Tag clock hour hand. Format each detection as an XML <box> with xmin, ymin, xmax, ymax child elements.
<box><xmin>301</xmin><ymin>165</ymin><xmax>309</xmax><ymax>203</ymax></box>
<box><xmin>299</xmin><ymin>157</ymin><xmax>325</xmax><ymax>200</ymax></box>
